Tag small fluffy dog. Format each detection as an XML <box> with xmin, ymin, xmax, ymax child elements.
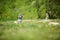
<box><xmin>14</xmin><ymin>14</ymin><xmax>23</xmax><ymax>24</ymax></box>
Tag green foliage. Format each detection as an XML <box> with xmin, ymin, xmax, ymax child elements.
<box><xmin>46</xmin><ymin>0</ymin><xmax>60</xmax><ymax>19</ymax></box>
<box><xmin>0</xmin><ymin>0</ymin><xmax>38</xmax><ymax>20</ymax></box>
<box><xmin>35</xmin><ymin>0</ymin><xmax>46</xmax><ymax>19</ymax></box>
<box><xmin>0</xmin><ymin>0</ymin><xmax>60</xmax><ymax>20</ymax></box>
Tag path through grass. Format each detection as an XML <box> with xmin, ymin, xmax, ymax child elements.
<box><xmin>0</xmin><ymin>19</ymin><xmax>60</xmax><ymax>40</ymax></box>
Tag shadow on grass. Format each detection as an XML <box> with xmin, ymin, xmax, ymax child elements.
<box><xmin>56</xmin><ymin>36</ymin><xmax>60</xmax><ymax>40</ymax></box>
<box><xmin>0</xmin><ymin>24</ymin><xmax>4</xmax><ymax>26</ymax></box>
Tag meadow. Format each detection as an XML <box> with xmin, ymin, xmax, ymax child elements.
<box><xmin>0</xmin><ymin>19</ymin><xmax>60</xmax><ymax>40</ymax></box>
<box><xmin>0</xmin><ymin>0</ymin><xmax>60</xmax><ymax>40</ymax></box>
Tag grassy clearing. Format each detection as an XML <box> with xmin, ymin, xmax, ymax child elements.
<box><xmin>0</xmin><ymin>19</ymin><xmax>60</xmax><ymax>40</ymax></box>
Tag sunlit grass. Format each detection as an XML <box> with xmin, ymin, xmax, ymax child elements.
<box><xmin>0</xmin><ymin>19</ymin><xmax>60</xmax><ymax>40</ymax></box>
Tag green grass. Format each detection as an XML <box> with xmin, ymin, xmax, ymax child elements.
<box><xmin>0</xmin><ymin>20</ymin><xmax>60</xmax><ymax>40</ymax></box>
